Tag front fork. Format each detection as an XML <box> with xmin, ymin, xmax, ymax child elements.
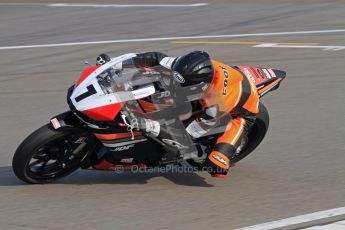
<box><xmin>49</xmin><ymin>111</ymin><xmax>99</xmax><ymax>169</ymax></box>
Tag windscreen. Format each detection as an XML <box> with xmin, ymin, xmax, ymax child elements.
<box><xmin>96</xmin><ymin>65</ymin><xmax>165</xmax><ymax>95</ymax></box>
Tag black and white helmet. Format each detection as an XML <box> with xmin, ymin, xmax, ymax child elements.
<box><xmin>96</xmin><ymin>53</ymin><xmax>111</xmax><ymax>66</ymax></box>
<box><xmin>172</xmin><ymin>51</ymin><xmax>214</xmax><ymax>88</ymax></box>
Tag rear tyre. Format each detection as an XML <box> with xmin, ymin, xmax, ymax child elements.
<box><xmin>12</xmin><ymin>124</ymin><xmax>92</xmax><ymax>184</ymax></box>
<box><xmin>231</xmin><ymin>102</ymin><xmax>269</xmax><ymax>163</ymax></box>
<box><xmin>187</xmin><ymin>102</ymin><xmax>269</xmax><ymax>168</ymax></box>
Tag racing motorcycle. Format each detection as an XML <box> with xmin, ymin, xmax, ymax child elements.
<box><xmin>12</xmin><ymin>53</ymin><xmax>286</xmax><ymax>184</ymax></box>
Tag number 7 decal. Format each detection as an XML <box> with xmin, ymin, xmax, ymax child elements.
<box><xmin>75</xmin><ymin>85</ymin><xmax>97</xmax><ymax>102</ymax></box>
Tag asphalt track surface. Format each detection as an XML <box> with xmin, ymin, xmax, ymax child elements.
<box><xmin>0</xmin><ymin>1</ymin><xmax>345</xmax><ymax>229</ymax></box>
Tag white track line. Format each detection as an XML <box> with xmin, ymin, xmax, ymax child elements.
<box><xmin>48</xmin><ymin>3</ymin><xmax>209</xmax><ymax>8</ymax></box>
<box><xmin>0</xmin><ymin>3</ymin><xmax>208</xmax><ymax>7</ymax></box>
<box><xmin>236</xmin><ymin>207</ymin><xmax>345</xmax><ymax>230</ymax></box>
<box><xmin>302</xmin><ymin>220</ymin><xmax>345</xmax><ymax>229</ymax></box>
<box><xmin>254</xmin><ymin>43</ymin><xmax>345</xmax><ymax>51</ymax></box>
<box><xmin>0</xmin><ymin>29</ymin><xmax>345</xmax><ymax>50</ymax></box>
<box><xmin>0</xmin><ymin>3</ymin><xmax>44</xmax><ymax>6</ymax></box>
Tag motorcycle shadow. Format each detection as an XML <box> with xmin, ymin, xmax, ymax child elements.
<box><xmin>0</xmin><ymin>166</ymin><xmax>213</xmax><ymax>187</ymax></box>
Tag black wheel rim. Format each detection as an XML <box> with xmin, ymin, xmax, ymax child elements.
<box><xmin>27</xmin><ymin>133</ymin><xmax>88</xmax><ymax>180</ymax></box>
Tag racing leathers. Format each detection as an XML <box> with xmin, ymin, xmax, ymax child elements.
<box><xmin>192</xmin><ymin>59</ymin><xmax>259</xmax><ymax>177</ymax></box>
<box><xmin>99</xmin><ymin>52</ymin><xmax>260</xmax><ymax>177</ymax></box>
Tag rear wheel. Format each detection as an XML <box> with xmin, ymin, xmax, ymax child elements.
<box><xmin>12</xmin><ymin>124</ymin><xmax>92</xmax><ymax>184</ymax></box>
<box><xmin>188</xmin><ymin>102</ymin><xmax>269</xmax><ymax>168</ymax></box>
<box><xmin>231</xmin><ymin>103</ymin><xmax>269</xmax><ymax>163</ymax></box>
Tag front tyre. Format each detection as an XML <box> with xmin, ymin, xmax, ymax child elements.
<box><xmin>12</xmin><ymin>124</ymin><xmax>91</xmax><ymax>184</ymax></box>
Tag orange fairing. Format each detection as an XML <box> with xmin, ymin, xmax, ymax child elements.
<box><xmin>257</xmin><ymin>78</ymin><xmax>283</xmax><ymax>96</ymax></box>
<box><xmin>94</xmin><ymin>132</ymin><xmax>142</xmax><ymax>140</ymax></box>
<box><xmin>138</xmin><ymin>99</ymin><xmax>159</xmax><ymax>113</ymax></box>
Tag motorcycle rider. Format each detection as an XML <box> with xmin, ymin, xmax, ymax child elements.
<box><xmin>96</xmin><ymin>51</ymin><xmax>259</xmax><ymax>178</ymax></box>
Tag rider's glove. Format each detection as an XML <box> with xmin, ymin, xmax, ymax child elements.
<box><xmin>138</xmin><ymin>118</ymin><xmax>161</xmax><ymax>137</ymax></box>
<box><xmin>132</xmin><ymin>52</ymin><xmax>168</xmax><ymax>67</ymax></box>
<box><xmin>204</xmin><ymin>151</ymin><xmax>230</xmax><ymax>178</ymax></box>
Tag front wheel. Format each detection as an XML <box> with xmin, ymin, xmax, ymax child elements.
<box><xmin>12</xmin><ymin>124</ymin><xmax>92</xmax><ymax>184</ymax></box>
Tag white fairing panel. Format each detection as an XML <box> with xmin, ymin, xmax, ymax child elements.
<box><xmin>70</xmin><ymin>53</ymin><xmax>155</xmax><ymax>112</ymax></box>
